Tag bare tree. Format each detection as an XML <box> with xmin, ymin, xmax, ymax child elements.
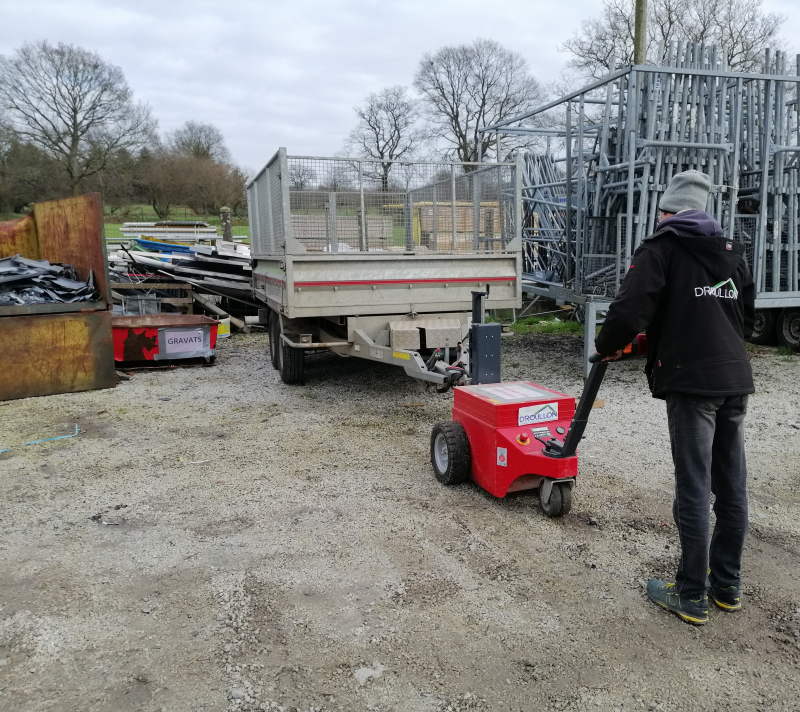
<box><xmin>414</xmin><ymin>39</ymin><xmax>543</xmax><ymax>164</ymax></box>
<box><xmin>0</xmin><ymin>124</ymin><xmax>64</xmax><ymax>213</ymax></box>
<box><xmin>344</xmin><ymin>86</ymin><xmax>421</xmax><ymax>191</ymax></box>
<box><xmin>0</xmin><ymin>41</ymin><xmax>156</xmax><ymax>196</ymax></box>
<box><xmin>562</xmin><ymin>0</ymin><xmax>786</xmax><ymax>79</ymax></box>
<box><xmin>186</xmin><ymin>160</ymin><xmax>246</xmax><ymax>216</ymax></box>
<box><xmin>87</xmin><ymin>149</ymin><xmax>137</xmax><ymax>215</ymax></box>
<box><xmin>167</xmin><ymin>121</ymin><xmax>231</xmax><ymax>163</ymax></box>
<box><xmin>136</xmin><ymin>150</ymin><xmax>191</xmax><ymax>219</ymax></box>
<box><xmin>289</xmin><ymin>164</ymin><xmax>316</xmax><ymax>190</ymax></box>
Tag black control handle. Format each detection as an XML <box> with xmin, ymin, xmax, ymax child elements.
<box><xmin>542</xmin><ymin>360</ymin><xmax>608</xmax><ymax>459</ymax></box>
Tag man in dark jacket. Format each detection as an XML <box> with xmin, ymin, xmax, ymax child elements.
<box><xmin>594</xmin><ymin>170</ymin><xmax>755</xmax><ymax>625</ymax></box>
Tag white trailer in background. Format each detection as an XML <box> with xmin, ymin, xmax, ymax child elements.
<box><xmin>246</xmin><ymin>149</ymin><xmax>522</xmax><ymax>386</ymax></box>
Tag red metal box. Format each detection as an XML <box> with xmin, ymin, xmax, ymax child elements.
<box><xmin>112</xmin><ymin>314</ymin><xmax>219</xmax><ymax>362</ymax></box>
<box><xmin>453</xmin><ymin>381</ymin><xmax>578</xmax><ymax>497</ymax></box>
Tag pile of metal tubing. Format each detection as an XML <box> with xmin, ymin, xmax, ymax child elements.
<box><xmin>482</xmin><ymin>43</ymin><xmax>800</xmax><ymax>301</ymax></box>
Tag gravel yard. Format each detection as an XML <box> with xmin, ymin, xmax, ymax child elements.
<box><xmin>1</xmin><ymin>331</ymin><xmax>799</xmax><ymax>712</ymax></box>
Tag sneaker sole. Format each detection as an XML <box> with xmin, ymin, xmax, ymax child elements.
<box><xmin>710</xmin><ymin>595</ymin><xmax>741</xmax><ymax>612</ymax></box>
<box><xmin>653</xmin><ymin>600</ymin><xmax>708</xmax><ymax>625</ymax></box>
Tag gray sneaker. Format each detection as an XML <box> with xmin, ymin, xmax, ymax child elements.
<box><xmin>709</xmin><ymin>583</ymin><xmax>742</xmax><ymax>611</ymax></box>
<box><xmin>646</xmin><ymin>579</ymin><xmax>708</xmax><ymax>625</ymax></box>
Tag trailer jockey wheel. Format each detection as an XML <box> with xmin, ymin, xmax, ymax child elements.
<box><xmin>430</xmin><ymin>422</ymin><xmax>471</xmax><ymax>485</ymax></box>
<box><xmin>539</xmin><ymin>480</ymin><xmax>572</xmax><ymax>517</ymax></box>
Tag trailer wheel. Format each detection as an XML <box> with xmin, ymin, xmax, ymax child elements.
<box><xmin>777</xmin><ymin>308</ymin><xmax>800</xmax><ymax>352</ymax></box>
<box><xmin>278</xmin><ymin>338</ymin><xmax>305</xmax><ymax>384</ymax></box>
<box><xmin>430</xmin><ymin>422</ymin><xmax>471</xmax><ymax>485</ymax></box>
<box><xmin>268</xmin><ymin>311</ymin><xmax>280</xmax><ymax>369</ymax></box>
<box><xmin>540</xmin><ymin>480</ymin><xmax>571</xmax><ymax>517</ymax></box>
<box><xmin>748</xmin><ymin>309</ymin><xmax>777</xmax><ymax>345</ymax></box>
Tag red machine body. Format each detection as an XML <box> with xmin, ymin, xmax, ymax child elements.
<box><xmin>453</xmin><ymin>381</ymin><xmax>578</xmax><ymax>497</ymax></box>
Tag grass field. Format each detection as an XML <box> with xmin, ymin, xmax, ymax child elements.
<box><xmin>103</xmin><ymin>204</ymin><xmax>249</xmax><ymax>239</ymax></box>
<box><xmin>508</xmin><ymin>315</ymin><xmax>584</xmax><ymax>335</ymax></box>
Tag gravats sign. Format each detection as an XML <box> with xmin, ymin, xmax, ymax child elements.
<box><xmin>163</xmin><ymin>329</ymin><xmax>204</xmax><ymax>354</ymax></box>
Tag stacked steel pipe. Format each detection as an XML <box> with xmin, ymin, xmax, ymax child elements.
<box><xmin>487</xmin><ymin>43</ymin><xmax>800</xmax><ymax>301</ymax></box>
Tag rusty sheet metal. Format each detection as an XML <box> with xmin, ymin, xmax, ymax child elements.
<box><xmin>0</xmin><ymin>213</ymin><xmax>40</xmax><ymax>260</ymax></box>
<box><xmin>32</xmin><ymin>193</ymin><xmax>109</xmax><ymax>301</ymax></box>
<box><xmin>0</xmin><ymin>311</ymin><xmax>116</xmax><ymax>401</ymax></box>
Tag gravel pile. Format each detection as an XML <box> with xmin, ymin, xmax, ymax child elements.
<box><xmin>0</xmin><ymin>331</ymin><xmax>798</xmax><ymax>712</ymax></box>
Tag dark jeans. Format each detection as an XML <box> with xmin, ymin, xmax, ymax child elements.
<box><xmin>665</xmin><ymin>392</ymin><xmax>749</xmax><ymax>599</ymax></box>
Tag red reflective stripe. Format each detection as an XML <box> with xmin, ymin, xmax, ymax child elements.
<box><xmin>293</xmin><ymin>276</ymin><xmax>515</xmax><ymax>287</ymax></box>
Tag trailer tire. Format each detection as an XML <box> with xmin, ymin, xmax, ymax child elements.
<box><xmin>748</xmin><ymin>309</ymin><xmax>777</xmax><ymax>345</ymax></box>
<box><xmin>278</xmin><ymin>337</ymin><xmax>305</xmax><ymax>384</ymax></box>
<box><xmin>430</xmin><ymin>422</ymin><xmax>471</xmax><ymax>486</ymax></box>
<box><xmin>777</xmin><ymin>308</ymin><xmax>800</xmax><ymax>352</ymax></box>
<box><xmin>269</xmin><ymin>311</ymin><xmax>280</xmax><ymax>369</ymax></box>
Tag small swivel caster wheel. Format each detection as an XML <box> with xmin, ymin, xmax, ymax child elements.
<box><xmin>539</xmin><ymin>479</ymin><xmax>573</xmax><ymax>517</ymax></box>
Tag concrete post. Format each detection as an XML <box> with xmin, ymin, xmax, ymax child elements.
<box><xmin>220</xmin><ymin>206</ymin><xmax>233</xmax><ymax>241</ymax></box>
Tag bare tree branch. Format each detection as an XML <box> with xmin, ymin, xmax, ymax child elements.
<box><xmin>0</xmin><ymin>40</ymin><xmax>156</xmax><ymax>195</ymax></box>
<box><xmin>413</xmin><ymin>39</ymin><xmax>543</xmax><ymax>164</ymax></box>
<box><xmin>167</xmin><ymin>121</ymin><xmax>231</xmax><ymax>163</ymax></box>
<box><xmin>562</xmin><ymin>0</ymin><xmax>786</xmax><ymax>79</ymax></box>
<box><xmin>343</xmin><ymin>86</ymin><xmax>422</xmax><ymax>191</ymax></box>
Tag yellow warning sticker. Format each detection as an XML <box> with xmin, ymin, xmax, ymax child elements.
<box><xmin>392</xmin><ymin>351</ymin><xmax>411</xmax><ymax>360</ymax></box>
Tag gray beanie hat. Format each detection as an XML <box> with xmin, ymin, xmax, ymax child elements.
<box><xmin>659</xmin><ymin>170</ymin><xmax>712</xmax><ymax>213</ymax></box>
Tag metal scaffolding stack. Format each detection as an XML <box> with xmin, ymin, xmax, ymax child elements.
<box><xmin>482</xmin><ymin>44</ymin><xmax>800</xmax><ymax>309</ymax></box>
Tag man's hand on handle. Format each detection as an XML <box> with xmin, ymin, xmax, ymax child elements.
<box><xmin>590</xmin><ymin>350</ymin><xmax>624</xmax><ymax>363</ymax></box>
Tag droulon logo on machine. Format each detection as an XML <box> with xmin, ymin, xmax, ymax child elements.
<box><xmin>518</xmin><ymin>402</ymin><xmax>559</xmax><ymax>426</ymax></box>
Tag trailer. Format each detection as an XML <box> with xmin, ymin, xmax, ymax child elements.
<box><xmin>246</xmin><ymin>150</ymin><xmax>522</xmax><ymax>386</ymax></box>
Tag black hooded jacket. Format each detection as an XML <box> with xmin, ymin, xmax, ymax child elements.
<box><xmin>595</xmin><ymin>210</ymin><xmax>755</xmax><ymax>398</ymax></box>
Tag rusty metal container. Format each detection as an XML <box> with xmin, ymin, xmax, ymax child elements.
<box><xmin>0</xmin><ymin>194</ymin><xmax>116</xmax><ymax>400</ymax></box>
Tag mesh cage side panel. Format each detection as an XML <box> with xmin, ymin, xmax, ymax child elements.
<box><xmin>246</xmin><ymin>183</ymin><xmax>259</xmax><ymax>252</ymax></box>
<box><xmin>282</xmin><ymin>157</ymin><xmax>516</xmax><ymax>254</ymax></box>
<box><xmin>269</xmin><ymin>161</ymin><xmax>283</xmax><ymax>252</ymax></box>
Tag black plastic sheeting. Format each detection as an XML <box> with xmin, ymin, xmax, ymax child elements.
<box><xmin>0</xmin><ymin>254</ymin><xmax>99</xmax><ymax>306</ymax></box>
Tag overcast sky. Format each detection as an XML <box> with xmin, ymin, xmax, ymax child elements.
<box><xmin>0</xmin><ymin>0</ymin><xmax>797</xmax><ymax>172</ymax></box>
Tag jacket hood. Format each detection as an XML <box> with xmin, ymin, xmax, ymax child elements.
<box><xmin>654</xmin><ymin>209</ymin><xmax>743</xmax><ymax>281</ymax></box>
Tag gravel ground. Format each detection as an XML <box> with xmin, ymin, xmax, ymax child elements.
<box><xmin>1</xmin><ymin>331</ymin><xmax>799</xmax><ymax>712</ymax></box>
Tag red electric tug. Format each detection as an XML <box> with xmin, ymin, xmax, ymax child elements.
<box><xmin>430</xmin><ymin>355</ymin><xmax>609</xmax><ymax>518</ymax></box>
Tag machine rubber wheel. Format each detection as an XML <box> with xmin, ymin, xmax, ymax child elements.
<box><xmin>269</xmin><ymin>311</ymin><xmax>280</xmax><ymax>369</ymax></box>
<box><xmin>776</xmin><ymin>308</ymin><xmax>800</xmax><ymax>352</ymax></box>
<box><xmin>278</xmin><ymin>337</ymin><xmax>304</xmax><ymax>384</ymax></box>
<box><xmin>748</xmin><ymin>309</ymin><xmax>777</xmax><ymax>345</ymax></box>
<box><xmin>559</xmin><ymin>482</ymin><xmax>573</xmax><ymax>516</ymax></box>
<box><xmin>430</xmin><ymin>422</ymin><xmax>471</xmax><ymax>485</ymax></box>
<box><xmin>540</xmin><ymin>480</ymin><xmax>572</xmax><ymax>517</ymax></box>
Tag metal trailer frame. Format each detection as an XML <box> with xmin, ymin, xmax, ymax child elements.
<box><xmin>246</xmin><ymin>150</ymin><xmax>523</xmax><ymax>385</ymax></box>
<box><xmin>478</xmin><ymin>44</ymin><xmax>800</xmax><ymax>373</ymax></box>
